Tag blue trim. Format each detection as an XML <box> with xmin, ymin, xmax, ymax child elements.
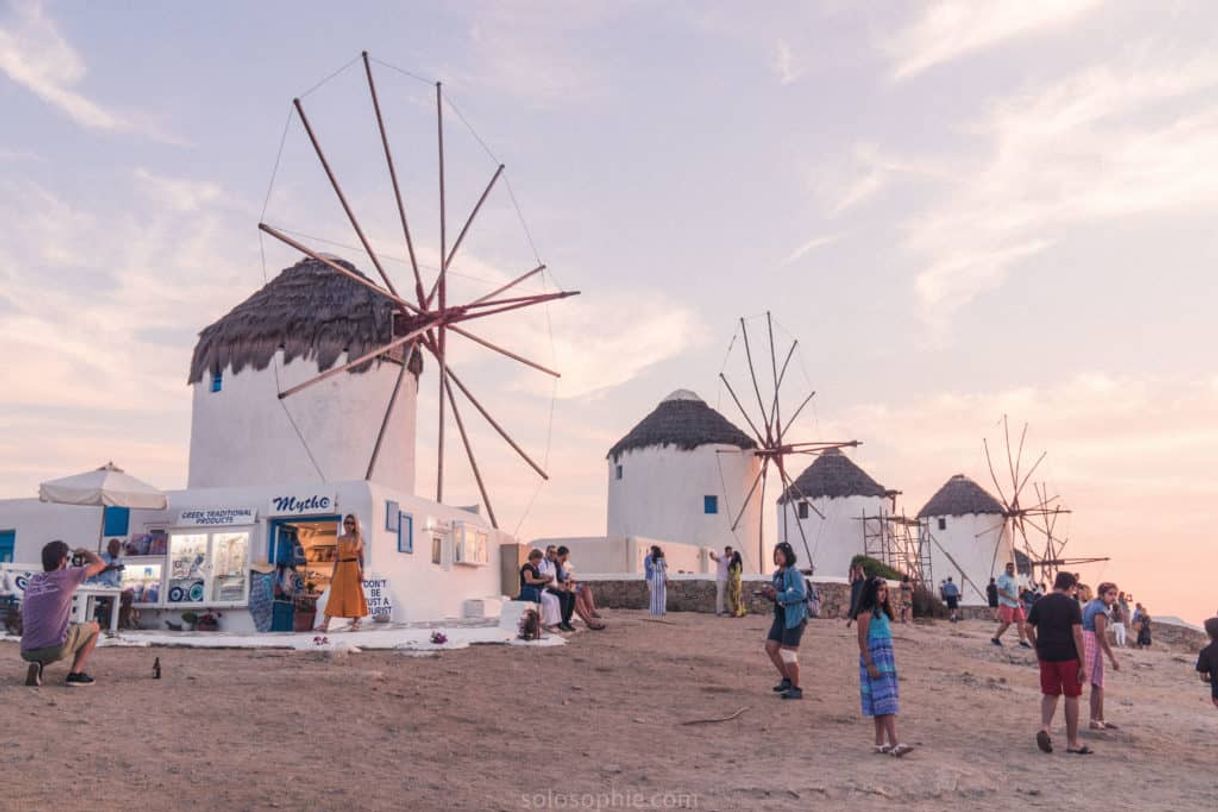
<box><xmin>267</xmin><ymin>515</ymin><xmax>342</xmax><ymax>565</ymax></box>
<box><xmin>103</xmin><ymin>506</ymin><xmax>130</xmax><ymax>537</ymax></box>
<box><xmin>397</xmin><ymin>512</ymin><xmax>413</xmax><ymax>554</ymax></box>
<box><xmin>703</xmin><ymin>495</ymin><xmax>718</xmax><ymax>515</ymax></box>
<box><xmin>385</xmin><ymin>501</ymin><xmax>400</xmax><ymax>531</ymax></box>
<box><xmin>0</xmin><ymin>530</ymin><xmax>14</xmax><ymax>563</ymax></box>
<box><xmin>211</xmin><ymin>371</ymin><xmax>223</xmax><ymax>392</ymax></box>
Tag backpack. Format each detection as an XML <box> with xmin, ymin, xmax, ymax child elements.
<box><xmin>805</xmin><ymin>578</ymin><xmax>821</xmax><ymax>618</ymax></box>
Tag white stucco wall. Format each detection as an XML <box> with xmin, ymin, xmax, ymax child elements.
<box><xmin>922</xmin><ymin>513</ymin><xmax>1013</xmax><ymax>605</ymax></box>
<box><xmin>0</xmin><ymin>480</ymin><xmax>506</xmax><ymax>625</ymax></box>
<box><xmin>606</xmin><ymin>445</ymin><xmax>762</xmax><ymax>571</ymax></box>
<box><xmin>532</xmin><ymin>535</ymin><xmax>710</xmax><ymax>576</ymax></box>
<box><xmin>188</xmin><ymin>351</ymin><xmax>417</xmax><ymax>495</ymax></box>
<box><xmin>776</xmin><ymin>494</ymin><xmax>885</xmax><ymax>577</ymax></box>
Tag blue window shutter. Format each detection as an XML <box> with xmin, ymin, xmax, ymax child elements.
<box><xmin>103</xmin><ymin>506</ymin><xmax>130</xmax><ymax>537</ymax></box>
<box><xmin>211</xmin><ymin>371</ymin><xmax>223</xmax><ymax>392</ymax></box>
<box><xmin>0</xmin><ymin>530</ymin><xmax>14</xmax><ymax>563</ymax></box>
<box><xmin>704</xmin><ymin>495</ymin><xmax>718</xmax><ymax>515</ymax></box>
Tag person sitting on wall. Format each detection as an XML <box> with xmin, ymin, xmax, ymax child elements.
<box><xmin>554</xmin><ymin>547</ymin><xmax>605</xmax><ymax>631</ymax></box>
<box><xmin>21</xmin><ymin>540</ymin><xmax>108</xmax><ymax>687</ymax></box>
<box><xmin>518</xmin><ymin>549</ymin><xmax>562</xmax><ymax>633</ymax></box>
<box><xmin>87</xmin><ymin>537</ymin><xmax>131</xmax><ymax>630</ymax></box>
<box><xmin>540</xmin><ymin>545</ymin><xmax>576</xmax><ymax>632</ymax></box>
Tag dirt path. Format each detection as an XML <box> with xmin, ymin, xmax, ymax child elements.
<box><xmin>2</xmin><ymin>611</ymin><xmax>1213</xmax><ymax>811</ymax></box>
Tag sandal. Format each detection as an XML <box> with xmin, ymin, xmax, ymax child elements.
<box><xmin>872</xmin><ymin>744</ymin><xmax>892</xmax><ymax>755</ymax></box>
<box><xmin>889</xmin><ymin>743</ymin><xmax>914</xmax><ymax>758</ymax></box>
<box><xmin>1066</xmin><ymin>746</ymin><xmax>1094</xmax><ymax>755</ymax></box>
<box><xmin>1036</xmin><ymin>730</ymin><xmax>1053</xmax><ymax>753</ymax></box>
<box><xmin>1098</xmin><ymin>721</ymin><xmax>1118</xmax><ymax>730</ymax></box>
<box><xmin>587</xmin><ymin>622</ymin><xmax>606</xmax><ymax>631</ymax></box>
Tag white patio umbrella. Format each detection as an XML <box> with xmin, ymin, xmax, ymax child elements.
<box><xmin>39</xmin><ymin>462</ymin><xmax>168</xmax><ymax>550</ymax></box>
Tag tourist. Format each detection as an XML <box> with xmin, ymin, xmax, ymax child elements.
<box><xmin>986</xmin><ymin>577</ymin><xmax>1000</xmax><ymax>621</ymax></box>
<box><xmin>1083</xmin><ymin>582</ymin><xmax>1122</xmax><ymax>730</ymax></box>
<box><xmin>555</xmin><ymin>548</ymin><xmax>604</xmax><ymax>630</ymax></box>
<box><xmin>761</xmin><ymin>542</ymin><xmax>807</xmax><ymax>700</ymax></box>
<box><xmin>710</xmin><ymin>545</ymin><xmax>733</xmax><ymax>616</ymax></box>
<box><xmin>317</xmin><ymin>514</ymin><xmax>369</xmax><ymax>632</ymax></box>
<box><xmin>898</xmin><ymin>575</ymin><xmax>913</xmax><ymax>624</ymax></box>
<box><xmin>1136</xmin><ymin>606</ymin><xmax>1152</xmax><ymax>649</ymax></box>
<box><xmin>87</xmin><ymin>536</ymin><xmax>129</xmax><ymax>629</ymax></box>
<box><xmin>644</xmin><ymin>545</ymin><xmax>668</xmax><ymax>617</ymax></box>
<box><xmin>855</xmin><ymin>576</ymin><xmax>913</xmax><ymax>756</ymax></box>
<box><xmin>942</xmin><ymin>577</ymin><xmax>961</xmax><ymax>623</ymax></box>
<box><xmin>21</xmin><ymin>541</ymin><xmax>107</xmax><ymax>686</ymax></box>
<box><xmin>846</xmin><ymin>563</ymin><xmax>865</xmax><ymax>626</ymax></box>
<box><xmin>1026</xmin><ymin>571</ymin><xmax>1091</xmax><ymax>755</ymax></box>
<box><xmin>1196</xmin><ymin>617</ymin><xmax>1218</xmax><ymax>710</ymax></box>
<box><xmin>1110</xmin><ymin>596</ymin><xmax>1127</xmax><ymax>649</ymax></box>
<box><xmin>991</xmin><ymin>562</ymin><xmax>1031</xmax><ymax>648</ymax></box>
<box><xmin>541</xmin><ymin>545</ymin><xmax>576</xmax><ymax>631</ymax></box>
<box><xmin>1114</xmin><ymin>592</ymin><xmax>1130</xmax><ymax>648</ymax></box>
<box><xmin>727</xmin><ymin>551</ymin><xmax>746</xmax><ymax>618</ymax></box>
<box><xmin>518</xmin><ymin>549</ymin><xmax>562</xmax><ymax>632</ymax></box>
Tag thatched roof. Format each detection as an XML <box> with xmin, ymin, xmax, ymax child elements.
<box><xmin>188</xmin><ymin>256</ymin><xmax>423</xmax><ymax>384</ymax></box>
<box><xmin>778</xmin><ymin>448</ymin><xmax>888</xmax><ymax>503</ymax></box>
<box><xmin>607</xmin><ymin>390</ymin><xmax>756</xmax><ymax>461</ymax></box>
<box><xmin>917</xmin><ymin>474</ymin><xmax>1004</xmax><ymax>518</ymax></box>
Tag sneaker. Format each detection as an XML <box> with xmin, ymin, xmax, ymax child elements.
<box><xmin>991</xmin><ymin>638</ymin><xmax>1003</xmax><ymax>647</ymax></box>
<box><xmin>1019</xmin><ymin>641</ymin><xmax>1032</xmax><ymax>649</ymax></box>
<box><xmin>772</xmin><ymin>678</ymin><xmax>792</xmax><ymax>693</ymax></box>
<box><xmin>65</xmin><ymin>672</ymin><xmax>95</xmax><ymax>687</ymax></box>
<box><xmin>25</xmin><ymin>662</ymin><xmax>43</xmax><ymax>687</ymax></box>
<box><xmin>780</xmin><ymin>686</ymin><xmax>803</xmax><ymax>700</ymax></box>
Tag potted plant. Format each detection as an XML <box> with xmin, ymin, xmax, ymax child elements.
<box><xmin>180</xmin><ymin>611</ymin><xmax>199</xmax><ymax>631</ymax></box>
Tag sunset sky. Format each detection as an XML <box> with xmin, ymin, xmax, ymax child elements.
<box><xmin>2</xmin><ymin>1</ymin><xmax>1215</xmax><ymax>623</ymax></box>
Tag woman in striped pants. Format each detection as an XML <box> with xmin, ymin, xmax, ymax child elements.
<box><xmin>644</xmin><ymin>546</ymin><xmax>668</xmax><ymax>616</ymax></box>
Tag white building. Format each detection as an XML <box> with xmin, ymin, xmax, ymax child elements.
<box><xmin>776</xmin><ymin>448</ymin><xmax>892</xmax><ymax>578</ymax></box>
<box><xmin>0</xmin><ymin>256</ymin><xmax>508</xmax><ymax>629</ymax></box>
<box><xmin>605</xmin><ymin>390</ymin><xmax>763</xmax><ymax>570</ymax></box>
<box><xmin>917</xmin><ymin>474</ymin><xmax>1013</xmax><ymax>605</ymax></box>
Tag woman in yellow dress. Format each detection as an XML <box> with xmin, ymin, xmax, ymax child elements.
<box><xmin>317</xmin><ymin>514</ymin><xmax>369</xmax><ymax>632</ymax></box>
<box><xmin>727</xmin><ymin>551</ymin><xmax>747</xmax><ymax>617</ymax></box>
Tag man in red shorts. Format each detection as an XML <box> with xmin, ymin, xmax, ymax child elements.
<box><xmin>991</xmin><ymin>561</ymin><xmax>1031</xmax><ymax>648</ymax></box>
<box><xmin>1026</xmin><ymin>571</ymin><xmax>1091</xmax><ymax>754</ymax></box>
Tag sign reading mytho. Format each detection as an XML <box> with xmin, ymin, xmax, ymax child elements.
<box><xmin>268</xmin><ymin>492</ymin><xmax>337</xmax><ymax>516</ymax></box>
<box><xmin>176</xmin><ymin>508</ymin><xmax>257</xmax><ymax>527</ymax></box>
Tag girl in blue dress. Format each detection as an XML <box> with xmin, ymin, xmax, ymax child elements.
<box><xmin>856</xmin><ymin>576</ymin><xmax>913</xmax><ymax>756</ymax></box>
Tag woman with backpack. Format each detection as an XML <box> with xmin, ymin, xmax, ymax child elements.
<box><xmin>762</xmin><ymin>542</ymin><xmax>807</xmax><ymax>700</ymax></box>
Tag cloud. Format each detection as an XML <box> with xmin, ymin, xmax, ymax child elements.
<box><xmin>903</xmin><ymin>51</ymin><xmax>1218</xmax><ymax>317</ymax></box>
<box><xmin>771</xmin><ymin>39</ymin><xmax>801</xmax><ymax>85</ymax></box>
<box><xmin>134</xmin><ymin>168</ymin><xmax>223</xmax><ymax>213</ymax></box>
<box><xmin>886</xmin><ymin>0</ymin><xmax>1103</xmax><ymax>80</ymax></box>
<box><xmin>0</xmin><ymin>0</ymin><xmax>181</xmax><ymax>142</ymax></box>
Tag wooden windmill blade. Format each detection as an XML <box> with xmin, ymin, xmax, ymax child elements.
<box><xmin>263</xmin><ymin>52</ymin><xmax>578</xmax><ymax>529</ymax></box>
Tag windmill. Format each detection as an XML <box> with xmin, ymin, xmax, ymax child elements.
<box><xmin>980</xmin><ymin>416</ymin><xmax>1107</xmax><ymax>583</ymax></box>
<box><xmin>256</xmin><ymin>52</ymin><xmax>578</xmax><ymax>529</ymax></box>
<box><xmin>716</xmin><ymin>312</ymin><xmax>860</xmax><ymax>570</ymax></box>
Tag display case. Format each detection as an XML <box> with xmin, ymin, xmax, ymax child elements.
<box><xmin>124</xmin><ymin>528</ymin><xmax>254</xmax><ymax>609</ymax></box>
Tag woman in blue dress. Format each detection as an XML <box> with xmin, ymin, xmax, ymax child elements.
<box><xmin>856</xmin><ymin>576</ymin><xmax>913</xmax><ymax>756</ymax></box>
<box><xmin>644</xmin><ymin>545</ymin><xmax>668</xmax><ymax>616</ymax></box>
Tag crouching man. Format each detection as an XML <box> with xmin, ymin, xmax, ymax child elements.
<box><xmin>21</xmin><ymin>540</ymin><xmax>107</xmax><ymax>687</ymax></box>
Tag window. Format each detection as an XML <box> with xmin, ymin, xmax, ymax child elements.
<box><xmin>615</xmin><ymin>464</ymin><xmax>623</xmax><ymax>480</ymax></box>
<box><xmin>431</xmin><ymin>536</ymin><xmax>443</xmax><ymax>565</ymax></box>
<box><xmin>937</xmin><ymin>517</ymin><xmax>947</xmax><ymax>531</ymax></box>
<box><xmin>211</xmin><ymin>371</ymin><xmax>223</xmax><ymax>392</ymax></box>
<box><xmin>453</xmin><ymin>522</ymin><xmax>489</xmax><ymax>566</ymax></box>
<box><xmin>397</xmin><ymin>512</ymin><xmax>413</xmax><ymax>554</ymax></box>
<box><xmin>0</xmin><ymin>529</ymin><xmax>14</xmax><ymax>563</ymax></box>
<box><xmin>385</xmin><ymin>501</ymin><xmax>400</xmax><ymax>531</ymax></box>
<box><xmin>797</xmin><ymin>502</ymin><xmax>809</xmax><ymax>520</ymax></box>
<box><xmin>103</xmin><ymin>506</ymin><xmax>130</xmax><ymax>538</ymax></box>
<box><xmin>703</xmin><ymin>495</ymin><xmax>718</xmax><ymax>515</ymax></box>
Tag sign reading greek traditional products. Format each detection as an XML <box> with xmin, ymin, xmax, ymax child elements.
<box><xmin>176</xmin><ymin>508</ymin><xmax>257</xmax><ymax>527</ymax></box>
<box><xmin>362</xmin><ymin>576</ymin><xmax>392</xmax><ymax>617</ymax></box>
<box><xmin>267</xmin><ymin>492</ymin><xmax>337</xmax><ymax>516</ymax></box>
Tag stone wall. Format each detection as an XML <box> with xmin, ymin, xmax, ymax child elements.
<box><xmin>588</xmin><ymin>578</ymin><xmax>857</xmax><ymax>618</ymax></box>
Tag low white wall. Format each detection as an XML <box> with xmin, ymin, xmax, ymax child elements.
<box><xmin>531</xmin><ymin>535</ymin><xmax>710</xmax><ymax>576</ymax></box>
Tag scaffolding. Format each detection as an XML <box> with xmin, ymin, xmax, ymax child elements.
<box><xmin>859</xmin><ymin>510</ymin><xmax>933</xmax><ymax>587</ymax></box>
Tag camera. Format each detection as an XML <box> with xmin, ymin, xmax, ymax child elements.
<box><xmin>71</xmin><ymin>552</ymin><xmax>85</xmax><ymax>567</ymax></box>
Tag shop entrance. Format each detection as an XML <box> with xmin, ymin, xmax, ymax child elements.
<box><xmin>268</xmin><ymin>515</ymin><xmax>341</xmax><ymax>632</ymax></box>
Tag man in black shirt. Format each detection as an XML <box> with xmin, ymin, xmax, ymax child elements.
<box><xmin>986</xmin><ymin>578</ymin><xmax>999</xmax><ymax>621</ymax></box>
<box><xmin>1197</xmin><ymin>617</ymin><xmax>1218</xmax><ymax>710</ymax></box>
<box><xmin>1026</xmin><ymin>571</ymin><xmax>1090</xmax><ymax>754</ymax></box>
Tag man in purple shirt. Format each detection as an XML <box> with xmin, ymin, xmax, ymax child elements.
<box><xmin>21</xmin><ymin>540</ymin><xmax>107</xmax><ymax>687</ymax></box>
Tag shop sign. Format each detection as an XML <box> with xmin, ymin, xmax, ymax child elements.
<box><xmin>176</xmin><ymin>508</ymin><xmax>257</xmax><ymax>527</ymax></box>
<box><xmin>267</xmin><ymin>492</ymin><xmax>337</xmax><ymax>516</ymax></box>
<box><xmin>362</xmin><ymin>576</ymin><xmax>392</xmax><ymax>617</ymax></box>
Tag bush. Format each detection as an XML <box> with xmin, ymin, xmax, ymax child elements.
<box><xmin>850</xmin><ymin>555</ymin><xmax>903</xmax><ymax>581</ymax></box>
<box><xmin>912</xmin><ymin>585</ymin><xmax>947</xmax><ymax>619</ymax></box>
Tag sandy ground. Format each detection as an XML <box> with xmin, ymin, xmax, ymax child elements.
<box><xmin>2</xmin><ymin>610</ymin><xmax>1214</xmax><ymax>811</ymax></box>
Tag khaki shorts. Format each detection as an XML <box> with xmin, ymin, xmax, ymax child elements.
<box><xmin>21</xmin><ymin>622</ymin><xmax>98</xmax><ymax>665</ymax></box>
